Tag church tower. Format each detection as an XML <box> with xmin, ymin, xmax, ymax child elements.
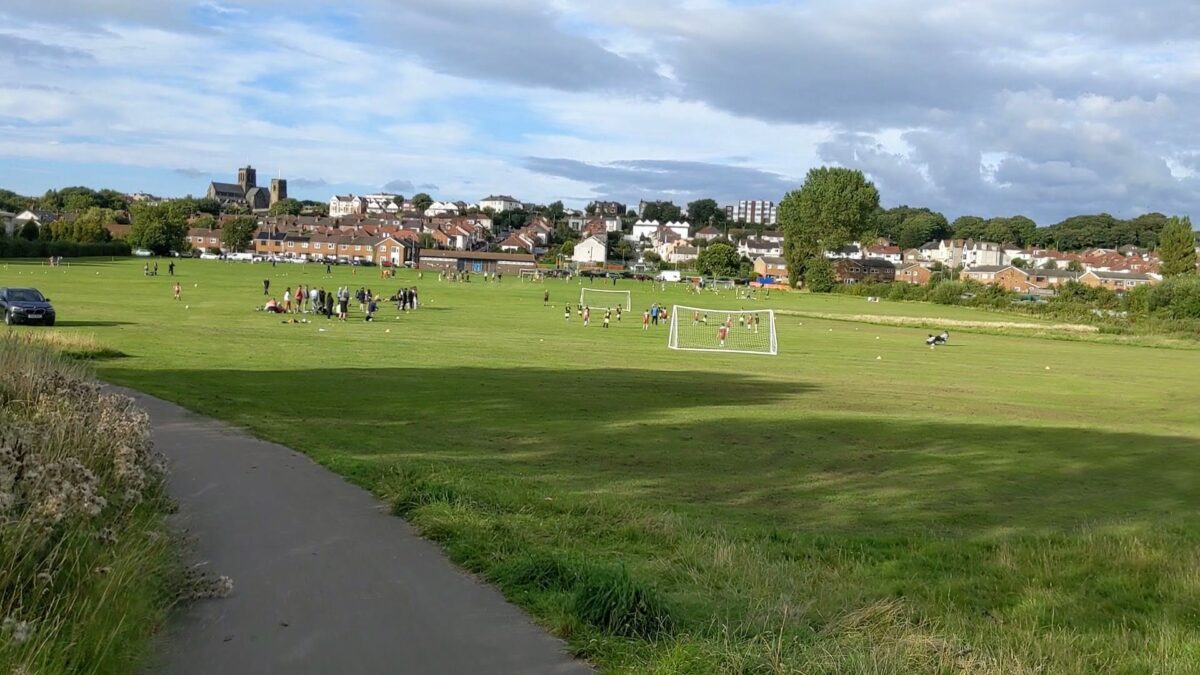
<box><xmin>238</xmin><ymin>166</ymin><xmax>257</xmax><ymax>192</ymax></box>
<box><xmin>270</xmin><ymin>178</ymin><xmax>288</xmax><ymax>206</ymax></box>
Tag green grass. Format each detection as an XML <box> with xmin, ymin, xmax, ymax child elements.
<box><xmin>5</xmin><ymin>257</ymin><xmax>1200</xmax><ymax>672</ymax></box>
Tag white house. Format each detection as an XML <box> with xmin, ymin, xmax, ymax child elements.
<box><xmin>425</xmin><ymin>201</ymin><xmax>460</xmax><ymax>217</ymax></box>
<box><xmin>479</xmin><ymin>195</ymin><xmax>523</xmax><ymax>212</ymax></box>
<box><xmin>630</xmin><ymin>219</ymin><xmax>660</xmax><ymax>241</ymax></box>
<box><xmin>667</xmin><ymin>245</ymin><xmax>699</xmax><ymax>265</ymax></box>
<box><xmin>738</xmin><ymin>238</ymin><xmax>782</xmax><ymax>258</ymax></box>
<box><xmin>0</xmin><ymin>211</ymin><xmax>15</xmax><ymax>237</ymax></box>
<box><xmin>662</xmin><ymin>221</ymin><xmax>690</xmax><ymax>239</ymax></box>
<box><xmin>962</xmin><ymin>240</ymin><xmax>1004</xmax><ymax>268</ymax></box>
<box><xmin>572</xmin><ymin>235</ymin><xmax>607</xmax><ymax>265</ymax></box>
<box><xmin>329</xmin><ymin>195</ymin><xmax>365</xmax><ymax>217</ymax></box>
<box><xmin>363</xmin><ymin>194</ymin><xmax>401</xmax><ymax>215</ymax></box>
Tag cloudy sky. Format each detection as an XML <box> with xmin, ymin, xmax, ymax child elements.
<box><xmin>1</xmin><ymin>0</ymin><xmax>1197</xmax><ymax>224</ymax></box>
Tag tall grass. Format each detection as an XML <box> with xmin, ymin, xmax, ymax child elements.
<box><xmin>0</xmin><ymin>334</ymin><xmax>177</xmax><ymax>674</ymax></box>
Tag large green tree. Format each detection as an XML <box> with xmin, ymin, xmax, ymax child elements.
<box><xmin>128</xmin><ymin>203</ymin><xmax>189</xmax><ymax>254</ymax></box>
<box><xmin>695</xmin><ymin>242</ymin><xmax>741</xmax><ymax>277</ymax></box>
<box><xmin>49</xmin><ymin>207</ymin><xmax>114</xmax><ymax>243</ymax></box>
<box><xmin>411</xmin><ymin>193</ymin><xmax>433</xmax><ymax>213</ymax></box>
<box><xmin>268</xmin><ymin>198</ymin><xmax>303</xmax><ymax>216</ymax></box>
<box><xmin>640</xmin><ymin>201</ymin><xmax>683</xmax><ymax>223</ymax></box>
<box><xmin>1158</xmin><ymin>216</ymin><xmax>1197</xmax><ymax>277</ymax></box>
<box><xmin>686</xmin><ymin>198</ymin><xmax>725</xmax><ymax>227</ymax></box>
<box><xmin>0</xmin><ymin>188</ymin><xmax>33</xmax><ymax>213</ymax></box>
<box><xmin>221</xmin><ymin>216</ymin><xmax>258</xmax><ymax>253</ymax></box>
<box><xmin>895</xmin><ymin>212</ymin><xmax>950</xmax><ymax>249</ymax></box>
<box><xmin>778</xmin><ymin>167</ymin><xmax>879</xmax><ymax>287</ymax></box>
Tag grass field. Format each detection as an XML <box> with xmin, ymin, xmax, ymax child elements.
<box><xmin>5</xmin><ymin>257</ymin><xmax>1200</xmax><ymax>673</ymax></box>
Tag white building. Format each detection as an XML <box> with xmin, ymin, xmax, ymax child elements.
<box><xmin>738</xmin><ymin>238</ymin><xmax>782</xmax><ymax>258</ymax></box>
<box><xmin>962</xmin><ymin>241</ymin><xmax>1004</xmax><ymax>268</ymax></box>
<box><xmin>425</xmin><ymin>201</ymin><xmax>460</xmax><ymax>217</ymax></box>
<box><xmin>329</xmin><ymin>194</ymin><xmax>365</xmax><ymax>217</ymax></box>
<box><xmin>479</xmin><ymin>195</ymin><xmax>523</xmax><ymax>212</ymax></box>
<box><xmin>572</xmin><ymin>235</ymin><xmax>607</xmax><ymax>265</ymax></box>
<box><xmin>363</xmin><ymin>194</ymin><xmax>401</xmax><ymax>215</ymax></box>
<box><xmin>631</xmin><ymin>219</ymin><xmax>660</xmax><ymax>241</ymax></box>
<box><xmin>662</xmin><ymin>221</ymin><xmax>690</xmax><ymax>239</ymax></box>
<box><xmin>725</xmin><ymin>200</ymin><xmax>778</xmax><ymax>225</ymax></box>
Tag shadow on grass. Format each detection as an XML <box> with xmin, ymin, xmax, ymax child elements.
<box><xmin>54</xmin><ymin>320</ymin><xmax>135</xmax><ymax>327</ymax></box>
<box><xmin>101</xmin><ymin>365</ymin><xmax>1200</xmax><ymax>537</ymax></box>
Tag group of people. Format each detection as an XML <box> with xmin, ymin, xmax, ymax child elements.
<box><xmin>143</xmin><ymin>261</ymin><xmax>176</xmax><ymax>277</ymax></box>
<box><xmin>563</xmin><ymin>304</ymin><xmax>622</xmax><ymax>328</ymax></box>
<box><xmin>263</xmin><ymin>284</ymin><xmax>351</xmax><ymax>320</ymax></box>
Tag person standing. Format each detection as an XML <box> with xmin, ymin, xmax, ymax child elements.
<box><xmin>544</xmin><ymin>289</ymin><xmax>549</xmax><ymax>306</ymax></box>
<box><xmin>650</xmin><ymin>303</ymin><xmax>660</xmax><ymax>326</ymax></box>
<box><xmin>263</xmin><ymin>278</ymin><xmax>270</xmax><ymax>295</ymax></box>
<box><xmin>283</xmin><ymin>287</ymin><xmax>292</xmax><ymax>314</ymax></box>
<box><xmin>173</xmin><ymin>281</ymin><xmax>181</xmax><ymax>301</ymax></box>
<box><xmin>582</xmin><ymin>306</ymin><xmax>590</xmax><ymax>327</ymax></box>
<box><xmin>642</xmin><ymin>309</ymin><xmax>650</xmax><ymax>331</ymax></box>
<box><xmin>168</xmin><ymin>261</ymin><xmax>175</xmax><ymax>276</ymax></box>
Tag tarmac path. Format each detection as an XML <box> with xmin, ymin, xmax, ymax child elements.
<box><xmin>117</xmin><ymin>388</ymin><xmax>590</xmax><ymax>675</ymax></box>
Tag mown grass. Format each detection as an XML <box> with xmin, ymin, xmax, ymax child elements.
<box><xmin>4</xmin><ymin>257</ymin><xmax>1200</xmax><ymax>672</ymax></box>
<box><xmin>0</xmin><ymin>333</ymin><xmax>178</xmax><ymax>674</ymax></box>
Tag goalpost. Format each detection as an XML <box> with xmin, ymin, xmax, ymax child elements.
<box><xmin>708</xmin><ymin>278</ymin><xmax>735</xmax><ymax>291</ymax></box>
<box><xmin>580</xmin><ymin>288</ymin><xmax>632</xmax><ymax>310</ymax></box>
<box><xmin>519</xmin><ymin>268</ymin><xmax>542</xmax><ymax>281</ymax></box>
<box><xmin>667</xmin><ymin>305</ymin><xmax>778</xmax><ymax>356</ymax></box>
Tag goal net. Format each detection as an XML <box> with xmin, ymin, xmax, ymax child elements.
<box><xmin>519</xmin><ymin>268</ymin><xmax>542</xmax><ymax>281</ymax></box>
<box><xmin>667</xmin><ymin>305</ymin><xmax>778</xmax><ymax>355</ymax></box>
<box><xmin>708</xmin><ymin>279</ymin><xmax>735</xmax><ymax>291</ymax></box>
<box><xmin>580</xmin><ymin>288</ymin><xmax>632</xmax><ymax>310</ymax></box>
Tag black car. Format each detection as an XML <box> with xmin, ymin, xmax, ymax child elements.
<box><xmin>0</xmin><ymin>288</ymin><xmax>56</xmax><ymax>326</ymax></box>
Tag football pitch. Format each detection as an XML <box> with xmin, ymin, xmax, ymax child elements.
<box><xmin>6</xmin><ymin>257</ymin><xmax>1200</xmax><ymax>672</ymax></box>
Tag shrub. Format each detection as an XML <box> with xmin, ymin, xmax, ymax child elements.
<box><xmin>573</xmin><ymin>565</ymin><xmax>674</xmax><ymax>638</ymax></box>
<box><xmin>929</xmin><ymin>281</ymin><xmax>966</xmax><ymax>305</ymax></box>
<box><xmin>804</xmin><ymin>257</ymin><xmax>836</xmax><ymax>293</ymax></box>
<box><xmin>0</xmin><ymin>335</ymin><xmax>177</xmax><ymax>673</ymax></box>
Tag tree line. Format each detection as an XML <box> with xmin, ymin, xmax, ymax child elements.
<box><xmin>779</xmin><ymin>167</ymin><xmax>1197</xmax><ymax>288</ymax></box>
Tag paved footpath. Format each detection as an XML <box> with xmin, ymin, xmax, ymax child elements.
<box><xmin>118</xmin><ymin>388</ymin><xmax>590</xmax><ymax>675</ymax></box>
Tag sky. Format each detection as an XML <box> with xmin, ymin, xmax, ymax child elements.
<box><xmin>1</xmin><ymin>0</ymin><xmax>1198</xmax><ymax>224</ymax></box>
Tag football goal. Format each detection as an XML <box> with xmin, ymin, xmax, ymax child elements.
<box><xmin>519</xmin><ymin>268</ymin><xmax>543</xmax><ymax>281</ymax></box>
<box><xmin>667</xmin><ymin>305</ymin><xmax>778</xmax><ymax>355</ymax></box>
<box><xmin>580</xmin><ymin>288</ymin><xmax>632</xmax><ymax>310</ymax></box>
<box><xmin>708</xmin><ymin>278</ymin><xmax>735</xmax><ymax>291</ymax></box>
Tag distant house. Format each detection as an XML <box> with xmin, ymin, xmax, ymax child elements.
<box><xmin>479</xmin><ymin>195</ymin><xmax>523</xmax><ymax>212</ymax></box>
<box><xmin>667</xmin><ymin>245</ymin><xmax>699</xmax><ymax>264</ymax></box>
<box><xmin>572</xmin><ymin>235</ymin><xmax>607</xmax><ymax>265</ymax></box>
<box><xmin>895</xmin><ymin>263</ymin><xmax>932</xmax><ymax>285</ymax></box>
<box><xmin>864</xmin><ymin>244</ymin><xmax>903</xmax><ymax>264</ymax></box>
<box><xmin>498</xmin><ymin>232</ymin><xmax>535</xmax><ymax>253</ymax></box>
<box><xmin>329</xmin><ymin>195</ymin><xmax>366</xmax><ymax>218</ymax></box>
<box><xmin>631</xmin><ymin>219</ymin><xmax>660</xmax><ymax>241</ymax></box>
<box><xmin>753</xmin><ymin>256</ymin><xmax>788</xmax><ymax>278</ymax></box>
<box><xmin>0</xmin><ymin>211</ymin><xmax>16</xmax><ymax>237</ymax></box>
<box><xmin>833</xmin><ymin>258</ymin><xmax>896</xmax><ymax>283</ymax></box>
<box><xmin>738</xmin><ymin>238</ymin><xmax>782</xmax><ymax>258</ymax></box>
<box><xmin>187</xmin><ymin>228</ymin><xmax>223</xmax><ymax>252</ymax></box>
<box><xmin>694</xmin><ymin>225</ymin><xmax>722</xmax><ymax>242</ymax></box>
<box><xmin>1079</xmin><ymin>270</ymin><xmax>1155</xmax><ymax>292</ymax></box>
<box><xmin>424</xmin><ymin>201</ymin><xmax>460</xmax><ymax>217</ymax></box>
<box><xmin>960</xmin><ymin>265</ymin><xmax>1010</xmax><ymax>284</ymax></box>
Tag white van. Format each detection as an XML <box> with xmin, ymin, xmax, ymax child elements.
<box><xmin>656</xmin><ymin>270</ymin><xmax>682</xmax><ymax>283</ymax></box>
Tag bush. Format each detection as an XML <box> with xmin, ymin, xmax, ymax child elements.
<box><xmin>0</xmin><ymin>335</ymin><xmax>178</xmax><ymax>673</ymax></box>
<box><xmin>1128</xmin><ymin>275</ymin><xmax>1200</xmax><ymax>320</ymax></box>
<box><xmin>0</xmin><ymin>236</ymin><xmax>131</xmax><ymax>258</ymax></box>
<box><xmin>929</xmin><ymin>281</ymin><xmax>967</xmax><ymax>305</ymax></box>
<box><xmin>804</xmin><ymin>257</ymin><xmax>836</xmax><ymax>293</ymax></box>
<box><xmin>573</xmin><ymin>565</ymin><xmax>674</xmax><ymax>638</ymax></box>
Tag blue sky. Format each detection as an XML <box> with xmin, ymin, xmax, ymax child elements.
<box><xmin>1</xmin><ymin>0</ymin><xmax>1198</xmax><ymax>224</ymax></box>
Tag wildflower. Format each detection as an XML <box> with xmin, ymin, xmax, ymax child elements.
<box><xmin>1</xmin><ymin>617</ymin><xmax>32</xmax><ymax>644</ymax></box>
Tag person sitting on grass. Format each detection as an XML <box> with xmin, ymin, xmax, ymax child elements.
<box><xmin>264</xmin><ymin>298</ymin><xmax>283</xmax><ymax>313</ymax></box>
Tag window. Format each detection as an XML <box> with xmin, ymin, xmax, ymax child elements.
<box><xmin>355</xmin><ymin>245</ymin><xmax>362</xmax><ymax>251</ymax></box>
<box><xmin>287</xmin><ymin>242</ymin><xmax>294</xmax><ymax>248</ymax></box>
<box><xmin>327</xmin><ymin>243</ymin><xmax>334</xmax><ymax>250</ymax></box>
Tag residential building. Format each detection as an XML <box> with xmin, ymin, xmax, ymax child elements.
<box><xmin>864</xmin><ymin>244</ymin><xmax>903</xmax><ymax>264</ymax></box>
<box><xmin>1079</xmin><ymin>270</ymin><xmax>1155</xmax><ymax>293</ymax></box>
<box><xmin>960</xmin><ymin>265</ymin><xmax>1010</xmax><ymax>284</ymax></box>
<box><xmin>479</xmin><ymin>195</ymin><xmax>523</xmax><ymax>212</ymax></box>
<box><xmin>694</xmin><ymin>225</ymin><xmax>723</xmax><ymax>242</ymax></box>
<box><xmin>963</xmin><ymin>240</ymin><xmax>1004</xmax><ymax>268</ymax></box>
<box><xmin>589</xmin><ymin>201</ymin><xmax>625</xmax><ymax>217</ymax></box>
<box><xmin>895</xmin><ymin>263</ymin><xmax>932</xmax><ymax>285</ymax></box>
<box><xmin>186</xmin><ymin>228</ymin><xmax>223</xmax><ymax>252</ymax></box>
<box><xmin>834</xmin><ymin>258</ymin><xmax>896</xmax><ymax>283</ymax></box>
<box><xmin>572</xmin><ymin>235</ymin><xmax>607</xmax><ymax>265</ymax></box>
<box><xmin>631</xmin><ymin>219</ymin><xmax>660</xmax><ymax>241</ymax></box>
<box><xmin>329</xmin><ymin>195</ymin><xmax>366</xmax><ymax>217</ymax></box>
<box><xmin>738</xmin><ymin>238</ymin><xmax>782</xmax><ymax>258</ymax></box>
<box><xmin>424</xmin><ymin>201</ymin><xmax>460</xmax><ymax>217</ymax></box>
<box><xmin>417</xmin><ymin>249</ymin><xmax>536</xmax><ymax>275</ymax></box>
<box><xmin>753</xmin><ymin>256</ymin><xmax>788</xmax><ymax>279</ymax></box>
<box><xmin>362</xmin><ymin>194</ymin><xmax>402</xmax><ymax>215</ymax></box>
<box><xmin>667</xmin><ymin>245</ymin><xmax>699</xmax><ymax>265</ymax></box>
<box><xmin>724</xmin><ymin>200</ymin><xmax>778</xmax><ymax>225</ymax></box>
<box><xmin>0</xmin><ymin>211</ymin><xmax>15</xmax><ymax>237</ymax></box>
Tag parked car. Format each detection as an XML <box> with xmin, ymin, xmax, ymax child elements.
<box><xmin>0</xmin><ymin>287</ymin><xmax>56</xmax><ymax>326</ymax></box>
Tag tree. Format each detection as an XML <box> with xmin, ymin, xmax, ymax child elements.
<box><xmin>873</xmin><ymin>206</ymin><xmax>947</xmax><ymax>243</ymax></box>
<box><xmin>1066</xmin><ymin>259</ymin><xmax>1084</xmax><ymax>273</ymax></box>
<box><xmin>803</xmin><ymin>256</ymin><xmax>836</xmax><ymax>292</ymax></box>
<box><xmin>614</xmin><ymin>239</ymin><xmax>634</xmax><ymax>262</ymax></box>
<box><xmin>418</xmin><ymin>232</ymin><xmax>437</xmax><ymax>249</ymax></box>
<box><xmin>640</xmin><ymin>201</ymin><xmax>682</xmax><ymax>223</ymax></box>
<box><xmin>1158</xmin><ymin>216</ymin><xmax>1197</xmax><ymax>277</ymax></box>
<box><xmin>195</xmin><ymin>197</ymin><xmax>222</xmax><ymax>217</ymax></box>
<box><xmin>191</xmin><ymin>213</ymin><xmax>216</xmax><ymax>230</ymax></box>
<box><xmin>221</xmin><ymin>216</ymin><xmax>258</xmax><ymax>253</ymax></box>
<box><xmin>1011</xmin><ymin>257</ymin><xmax>1029</xmax><ymax>269</ymax></box>
<box><xmin>695</xmin><ymin>243</ymin><xmax>741</xmax><ymax>277</ymax></box>
<box><xmin>492</xmin><ymin>209</ymin><xmax>529</xmax><ymax>233</ymax></box>
<box><xmin>983</xmin><ymin>216</ymin><xmax>1037</xmax><ymax>246</ymax></box>
<box><xmin>411</xmin><ymin>193</ymin><xmax>433</xmax><ymax>213</ymax></box>
<box><xmin>128</xmin><ymin>203</ymin><xmax>188</xmax><ymax>255</ymax></box>
<box><xmin>896</xmin><ymin>212</ymin><xmax>948</xmax><ymax>250</ymax></box>
<box><xmin>779</xmin><ymin>167</ymin><xmax>879</xmax><ymax>287</ymax></box>
<box><xmin>49</xmin><ymin>207</ymin><xmax>113</xmax><ymax>243</ymax></box>
<box><xmin>560</xmin><ymin>239</ymin><xmax>576</xmax><ymax>257</ymax></box>
<box><xmin>951</xmin><ymin>215</ymin><xmax>987</xmax><ymax>240</ymax></box>
<box><xmin>546</xmin><ymin>201</ymin><xmax>565</xmax><ymax>223</ymax></box>
<box><xmin>268</xmin><ymin>198</ymin><xmax>303</xmax><ymax>216</ymax></box>
<box><xmin>686</xmin><ymin>198</ymin><xmax>725</xmax><ymax>227</ymax></box>
<box><xmin>18</xmin><ymin>220</ymin><xmax>40</xmax><ymax>241</ymax></box>
<box><xmin>0</xmin><ymin>188</ymin><xmax>32</xmax><ymax>213</ymax></box>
